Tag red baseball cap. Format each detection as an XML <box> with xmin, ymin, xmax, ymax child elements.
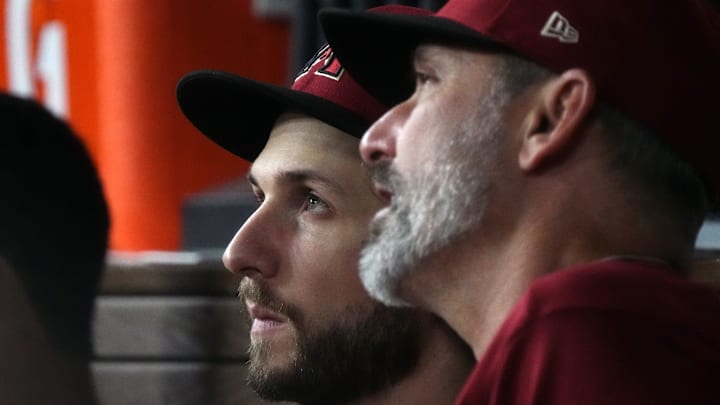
<box><xmin>320</xmin><ymin>0</ymin><xmax>720</xmax><ymax>194</ymax></box>
<box><xmin>176</xmin><ymin>5</ymin><xmax>432</xmax><ymax>162</ymax></box>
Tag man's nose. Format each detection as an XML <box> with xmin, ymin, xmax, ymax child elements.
<box><xmin>222</xmin><ymin>206</ymin><xmax>280</xmax><ymax>280</ymax></box>
<box><xmin>360</xmin><ymin>102</ymin><xmax>407</xmax><ymax>166</ymax></box>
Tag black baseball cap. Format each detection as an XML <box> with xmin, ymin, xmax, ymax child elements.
<box><xmin>177</xmin><ymin>5</ymin><xmax>433</xmax><ymax>162</ymax></box>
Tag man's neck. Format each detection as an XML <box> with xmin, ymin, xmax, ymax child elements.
<box><xmin>400</xmin><ymin>174</ymin><xmax>695</xmax><ymax>360</ymax></box>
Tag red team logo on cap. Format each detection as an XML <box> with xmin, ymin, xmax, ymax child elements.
<box><xmin>295</xmin><ymin>44</ymin><xmax>345</xmax><ymax>82</ymax></box>
<box><xmin>289</xmin><ymin>42</ymin><xmax>387</xmax><ymax>126</ymax></box>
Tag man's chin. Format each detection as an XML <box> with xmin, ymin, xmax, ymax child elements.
<box><xmin>247</xmin><ymin>367</ymin><xmax>297</xmax><ymax>402</ymax></box>
<box><xmin>248</xmin><ymin>333</ymin><xmax>298</xmax><ymax>369</ymax></box>
<box><xmin>247</xmin><ymin>346</ymin><xmax>301</xmax><ymax>401</ymax></box>
<box><xmin>359</xmin><ymin>246</ymin><xmax>412</xmax><ymax>308</ymax></box>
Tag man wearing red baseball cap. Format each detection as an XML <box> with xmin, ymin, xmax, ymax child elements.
<box><xmin>320</xmin><ymin>0</ymin><xmax>720</xmax><ymax>403</ymax></box>
<box><xmin>176</xmin><ymin>5</ymin><xmax>474</xmax><ymax>404</ymax></box>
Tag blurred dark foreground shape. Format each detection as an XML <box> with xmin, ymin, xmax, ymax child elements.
<box><xmin>0</xmin><ymin>92</ymin><xmax>109</xmax><ymax>405</ymax></box>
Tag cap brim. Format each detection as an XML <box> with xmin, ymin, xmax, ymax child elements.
<box><xmin>319</xmin><ymin>9</ymin><xmax>509</xmax><ymax>106</ymax></box>
<box><xmin>176</xmin><ymin>71</ymin><xmax>369</xmax><ymax>161</ymax></box>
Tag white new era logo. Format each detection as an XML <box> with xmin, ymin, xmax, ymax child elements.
<box><xmin>540</xmin><ymin>11</ymin><xmax>579</xmax><ymax>43</ymax></box>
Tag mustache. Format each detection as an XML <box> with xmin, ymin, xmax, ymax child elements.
<box><xmin>238</xmin><ymin>278</ymin><xmax>301</xmax><ymax>323</ymax></box>
<box><xmin>369</xmin><ymin>163</ymin><xmax>404</xmax><ymax>195</ymax></box>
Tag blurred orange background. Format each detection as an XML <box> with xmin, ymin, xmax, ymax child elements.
<box><xmin>0</xmin><ymin>0</ymin><xmax>289</xmax><ymax>251</ymax></box>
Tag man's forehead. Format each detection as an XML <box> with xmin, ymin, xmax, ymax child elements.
<box><xmin>247</xmin><ymin>165</ymin><xmax>347</xmax><ymax>198</ymax></box>
<box><xmin>413</xmin><ymin>44</ymin><xmax>445</xmax><ymax>64</ymax></box>
<box><xmin>261</xmin><ymin>118</ymin><xmax>358</xmax><ymax>163</ymax></box>
<box><xmin>413</xmin><ymin>43</ymin><xmax>503</xmax><ymax>68</ymax></box>
<box><xmin>249</xmin><ymin>118</ymin><xmax>361</xmax><ymax>190</ymax></box>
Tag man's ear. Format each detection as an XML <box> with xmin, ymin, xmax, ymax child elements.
<box><xmin>518</xmin><ymin>69</ymin><xmax>596</xmax><ymax>172</ymax></box>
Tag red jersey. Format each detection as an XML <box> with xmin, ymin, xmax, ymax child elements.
<box><xmin>456</xmin><ymin>259</ymin><xmax>720</xmax><ymax>405</ymax></box>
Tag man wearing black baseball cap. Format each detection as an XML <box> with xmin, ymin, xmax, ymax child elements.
<box><xmin>176</xmin><ymin>5</ymin><xmax>474</xmax><ymax>404</ymax></box>
<box><xmin>320</xmin><ymin>0</ymin><xmax>720</xmax><ymax>403</ymax></box>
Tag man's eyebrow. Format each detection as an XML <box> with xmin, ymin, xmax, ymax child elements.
<box><xmin>413</xmin><ymin>46</ymin><xmax>432</xmax><ymax>67</ymax></box>
<box><xmin>247</xmin><ymin>169</ymin><xmax>346</xmax><ymax>196</ymax></box>
<box><xmin>279</xmin><ymin>169</ymin><xmax>346</xmax><ymax>196</ymax></box>
<box><xmin>246</xmin><ymin>172</ymin><xmax>259</xmax><ymax>188</ymax></box>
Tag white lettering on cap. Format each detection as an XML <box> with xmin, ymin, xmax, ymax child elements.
<box><xmin>541</xmin><ymin>11</ymin><xmax>579</xmax><ymax>43</ymax></box>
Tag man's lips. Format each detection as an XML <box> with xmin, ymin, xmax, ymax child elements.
<box><xmin>245</xmin><ymin>301</ymin><xmax>289</xmax><ymax>336</ymax></box>
<box><xmin>372</xmin><ymin>182</ymin><xmax>394</xmax><ymax>203</ymax></box>
<box><xmin>246</xmin><ymin>300</ymin><xmax>287</xmax><ymax>323</ymax></box>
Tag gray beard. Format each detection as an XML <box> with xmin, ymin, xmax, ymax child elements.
<box><xmin>358</xmin><ymin>94</ymin><xmax>505</xmax><ymax>307</ymax></box>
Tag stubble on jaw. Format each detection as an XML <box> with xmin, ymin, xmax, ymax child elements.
<box><xmin>238</xmin><ymin>278</ymin><xmax>424</xmax><ymax>404</ymax></box>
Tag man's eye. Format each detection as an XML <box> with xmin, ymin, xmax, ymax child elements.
<box><xmin>304</xmin><ymin>193</ymin><xmax>329</xmax><ymax>213</ymax></box>
<box><xmin>253</xmin><ymin>193</ymin><xmax>264</xmax><ymax>205</ymax></box>
<box><xmin>414</xmin><ymin>71</ymin><xmax>431</xmax><ymax>86</ymax></box>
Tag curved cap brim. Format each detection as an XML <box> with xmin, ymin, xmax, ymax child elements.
<box><xmin>176</xmin><ymin>71</ymin><xmax>369</xmax><ymax>162</ymax></box>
